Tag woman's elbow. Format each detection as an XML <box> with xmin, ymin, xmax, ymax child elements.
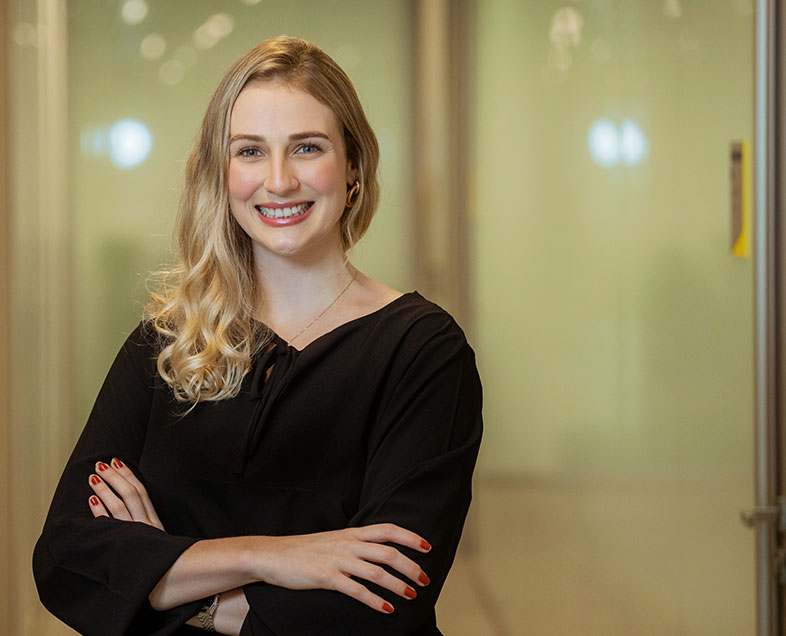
<box><xmin>147</xmin><ymin>580</ymin><xmax>173</xmax><ymax>612</ymax></box>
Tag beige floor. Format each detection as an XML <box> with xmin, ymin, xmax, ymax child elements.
<box><xmin>436</xmin><ymin>473</ymin><xmax>755</xmax><ymax>636</ymax></box>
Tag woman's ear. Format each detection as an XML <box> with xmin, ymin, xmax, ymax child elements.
<box><xmin>346</xmin><ymin>161</ymin><xmax>358</xmax><ymax>186</ymax></box>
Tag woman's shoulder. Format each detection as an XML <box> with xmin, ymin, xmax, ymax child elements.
<box><xmin>371</xmin><ymin>290</ymin><xmax>470</xmax><ymax>354</ymax></box>
<box><xmin>113</xmin><ymin>320</ymin><xmax>162</xmax><ymax>377</ymax></box>
<box><xmin>349</xmin><ymin>274</ymin><xmax>465</xmax><ymax>343</ymax></box>
<box><xmin>383</xmin><ymin>290</ymin><xmax>460</xmax><ymax>325</ymax></box>
<box><xmin>124</xmin><ymin>319</ymin><xmax>161</xmax><ymax>352</ymax></box>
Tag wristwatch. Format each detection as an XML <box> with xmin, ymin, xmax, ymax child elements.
<box><xmin>197</xmin><ymin>593</ymin><xmax>221</xmax><ymax>632</ymax></box>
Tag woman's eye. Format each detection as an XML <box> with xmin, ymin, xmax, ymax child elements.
<box><xmin>237</xmin><ymin>147</ymin><xmax>262</xmax><ymax>157</ymax></box>
<box><xmin>296</xmin><ymin>143</ymin><xmax>321</xmax><ymax>154</ymax></box>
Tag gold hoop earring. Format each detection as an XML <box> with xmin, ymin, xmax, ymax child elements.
<box><xmin>346</xmin><ymin>179</ymin><xmax>361</xmax><ymax>207</ymax></box>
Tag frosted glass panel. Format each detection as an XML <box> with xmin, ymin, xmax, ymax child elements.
<box><xmin>472</xmin><ymin>1</ymin><xmax>755</xmax><ymax>633</ymax></box>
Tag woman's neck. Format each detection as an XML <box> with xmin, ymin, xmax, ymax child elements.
<box><xmin>252</xmin><ymin>245</ymin><xmax>355</xmax><ymax>335</ymax></box>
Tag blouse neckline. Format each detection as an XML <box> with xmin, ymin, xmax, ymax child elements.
<box><xmin>266</xmin><ymin>291</ymin><xmax>418</xmax><ymax>354</ymax></box>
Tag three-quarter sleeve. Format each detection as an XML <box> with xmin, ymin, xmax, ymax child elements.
<box><xmin>240</xmin><ymin>317</ymin><xmax>483</xmax><ymax>635</ymax></box>
<box><xmin>33</xmin><ymin>324</ymin><xmax>202</xmax><ymax>636</ymax></box>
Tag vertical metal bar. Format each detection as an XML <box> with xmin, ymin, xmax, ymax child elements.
<box><xmin>0</xmin><ymin>0</ymin><xmax>11</xmax><ymax>632</ymax></box>
<box><xmin>754</xmin><ymin>1</ymin><xmax>777</xmax><ymax>634</ymax></box>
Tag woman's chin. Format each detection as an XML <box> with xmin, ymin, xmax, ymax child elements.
<box><xmin>252</xmin><ymin>235</ymin><xmax>342</xmax><ymax>263</ymax></box>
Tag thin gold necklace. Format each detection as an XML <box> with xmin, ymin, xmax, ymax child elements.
<box><xmin>287</xmin><ymin>270</ymin><xmax>357</xmax><ymax>346</ymax></box>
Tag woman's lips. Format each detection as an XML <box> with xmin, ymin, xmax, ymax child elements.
<box><xmin>254</xmin><ymin>201</ymin><xmax>314</xmax><ymax>227</ymax></box>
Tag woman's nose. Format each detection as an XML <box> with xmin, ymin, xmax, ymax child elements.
<box><xmin>264</xmin><ymin>155</ymin><xmax>298</xmax><ymax>195</ymax></box>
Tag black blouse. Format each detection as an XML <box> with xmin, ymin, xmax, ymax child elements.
<box><xmin>33</xmin><ymin>292</ymin><xmax>483</xmax><ymax>635</ymax></box>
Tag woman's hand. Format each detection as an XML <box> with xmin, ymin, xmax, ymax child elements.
<box><xmin>86</xmin><ymin>460</ymin><xmax>433</xmax><ymax>615</ymax></box>
<box><xmin>87</xmin><ymin>458</ymin><xmax>164</xmax><ymax>531</ymax></box>
<box><xmin>252</xmin><ymin>523</ymin><xmax>432</xmax><ymax>614</ymax></box>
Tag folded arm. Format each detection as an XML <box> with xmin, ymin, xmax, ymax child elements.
<box><xmin>239</xmin><ymin>323</ymin><xmax>483</xmax><ymax>635</ymax></box>
<box><xmin>88</xmin><ymin>456</ymin><xmax>433</xmax><ymax>635</ymax></box>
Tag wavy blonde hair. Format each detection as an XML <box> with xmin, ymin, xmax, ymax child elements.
<box><xmin>146</xmin><ymin>36</ymin><xmax>380</xmax><ymax>403</ymax></box>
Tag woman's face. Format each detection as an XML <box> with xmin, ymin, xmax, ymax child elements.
<box><xmin>227</xmin><ymin>81</ymin><xmax>356</xmax><ymax>263</ymax></box>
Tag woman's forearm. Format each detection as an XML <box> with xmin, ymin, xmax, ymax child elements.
<box><xmin>148</xmin><ymin>524</ymin><xmax>431</xmax><ymax>616</ymax></box>
<box><xmin>148</xmin><ymin>536</ymin><xmax>263</xmax><ymax>610</ymax></box>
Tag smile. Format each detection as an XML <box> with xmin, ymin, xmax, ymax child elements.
<box><xmin>255</xmin><ymin>202</ymin><xmax>313</xmax><ymax>219</ymax></box>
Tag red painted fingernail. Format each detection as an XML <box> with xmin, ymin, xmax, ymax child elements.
<box><xmin>420</xmin><ymin>540</ymin><xmax>431</xmax><ymax>551</ymax></box>
<box><xmin>97</xmin><ymin>462</ymin><xmax>109</xmax><ymax>472</ymax></box>
<box><xmin>418</xmin><ymin>572</ymin><xmax>430</xmax><ymax>586</ymax></box>
<box><xmin>382</xmin><ymin>602</ymin><xmax>394</xmax><ymax>614</ymax></box>
<box><xmin>404</xmin><ymin>586</ymin><xmax>417</xmax><ymax>599</ymax></box>
<box><xmin>112</xmin><ymin>458</ymin><xmax>124</xmax><ymax>469</ymax></box>
<box><xmin>90</xmin><ymin>475</ymin><xmax>100</xmax><ymax>485</ymax></box>
<box><xmin>89</xmin><ymin>496</ymin><xmax>99</xmax><ymax>506</ymax></box>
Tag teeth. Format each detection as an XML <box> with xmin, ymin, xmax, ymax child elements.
<box><xmin>256</xmin><ymin>202</ymin><xmax>312</xmax><ymax>219</ymax></box>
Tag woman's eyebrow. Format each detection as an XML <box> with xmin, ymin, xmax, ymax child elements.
<box><xmin>229</xmin><ymin>132</ymin><xmax>330</xmax><ymax>144</ymax></box>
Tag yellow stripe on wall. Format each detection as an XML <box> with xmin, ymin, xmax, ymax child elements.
<box><xmin>731</xmin><ymin>140</ymin><xmax>751</xmax><ymax>258</ymax></box>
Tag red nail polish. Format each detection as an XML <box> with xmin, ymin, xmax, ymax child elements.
<box><xmin>418</xmin><ymin>572</ymin><xmax>430</xmax><ymax>586</ymax></box>
<box><xmin>420</xmin><ymin>540</ymin><xmax>431</xmax><ymax>551</ymax></box>
<box><xmin>112</xmin><ymin>458</ymin><xmax>124</xmax><ymax>469</ymax></box>
<box><xmin>382</xmin><ymin>602</ymin><xmax>394</xmax><ymax>614</ymax></box>
<box><xmin>90</xmin><ymin>475</ymin><xmax>100</xmax><ymax>485</ymax></box>
<box><xmin>89</xmin><ymin>496</ymin><xmax>99</xmax><ymax>506</ymax></box>
<box><xmin>404</xmin><ymin>586</ymin><xmax>417</xmax><ymax>599</ymax></box>
<box><xmin>97</xmin><ymin>462</ymin><xmax>109</xmax><ymax>472</ymax></box>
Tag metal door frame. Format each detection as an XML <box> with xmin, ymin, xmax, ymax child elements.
<box><xmin>754</xmin><ymin>1</ymin><xmax>785</xmax><ymax>634</ymax></box>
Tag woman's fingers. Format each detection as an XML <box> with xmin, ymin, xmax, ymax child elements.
<box><xmin>256</xmin><ymin>524</ymin><xmax>432</xmax><ymax>614</ymax></box>
<box><xmin>86</xmin><ymin>459</ymin><xmax>164</xmax><ymax>530</ymax></box>
<box><xmin>92</xmin><ymin>461</ymin><xmax>149</xmax><ymax>522</ymax></box>
<box><xmin>88</xmin><ymin>473</ymin><xmax>133</xmax><ymax>521</ymax></box>
<box><xmin>354</xmin><ymin>541</ymin><xmax>430</xmax><ymax>588</ymax></box>
<box><xmin>348</xmin><ymin>524</ymin><xmax>431</xmax><ymax>587</ymax></box>
<box><xmin>331</xmin><ymin>574</ymin><xmax>396</xmax><ymax>614</ymax></box>
<box><xmin>88</xmin><ymin>494</ymin><xmax>109</xmax><ymax>518</ymax></box>
<box><xmin>353</xmin><ymin>522</ymin><xmax>432</xmax><ymax>554</ymax></box>
<box><xmin>109</xmin><ymin>458</ymin><xmax>164</xmax><ymax>529</ymax></box>
<box><xmin>349</xmin><ymin>559</ymin><xmax>420</xmax><ymax>602</ymax></box>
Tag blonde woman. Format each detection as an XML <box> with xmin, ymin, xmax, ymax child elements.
<box><xmin>34</xmin><ymin>36</ymin><xmax>482</xmax><ymax>636</ymax></box>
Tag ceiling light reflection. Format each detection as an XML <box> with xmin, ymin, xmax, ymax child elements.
<box><xmin>139</xmin><ymin>33</ymin><xmax>166</xmax><ymax>61</ymax></box>
<box><xmin>619</xmin><ymin>119</ymin><xmax>648</xmax><ymax>164</ymax></box>
<box><xmin>588</xmin><ymin>119</ymin><xmax>619</xmax><ymax>167</ymax></box>
<box><xmin>158</xmin><ymin>60</ymin><xmax>185</xmax><ymax>85</ymax></box>
<box><xmin>193</xmin><ymin>25</ymin><xmax>218</xmax><ymax>50</ymax></box>
<box><xmin>121</xmin><ymin>0</ymin><xmax>148</xmax><ymax>25</ymax></box>
<box><xmin>193</xmin><ymin>13</ymin><xmax>235</xmax><ymax>49</ymax></box>
<box><xmin>109</xmin><ymin>119</ymin><xmax>153</xmax><ymax>169</ymax></box>
<box><xmin>549</xmin><ymin>7</ymin><xmax>583</xmax><ymax>47</ymax></box>
<box><xmin>206</xmin><ymin>13</ymin><xmax>235</xmax><ymax>39</ymax></box>
<box><xmin>81</xmin><ymin>120</ymin><xmax>153</xmax><ymax>169</ymax></box>
<box><xmin>587</xmin><ymin>118</ymin><xmax>649</xmax><ymax>167</ymax></box>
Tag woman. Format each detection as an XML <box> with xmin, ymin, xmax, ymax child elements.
<box><xmin>33</xmin><ymin>36</ymin><xmax>482</xmax><ymax>636</ymax></box>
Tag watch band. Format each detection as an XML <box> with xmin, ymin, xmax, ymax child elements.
<box><xmin>197</xmin><ymin>593</ymin><xmax>221</xmax><ymax>632</ymax></box>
